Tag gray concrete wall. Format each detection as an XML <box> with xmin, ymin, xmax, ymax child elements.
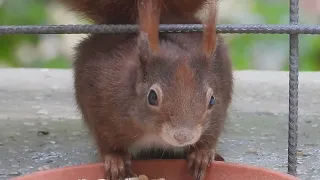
<box><xmin>1</xmin><ymin>68</ymin><xmax>320</xmax><ymax>120</ymax></box>
<box><xmin>0</xmin><ymin>68</ymin><xmax>319</xmax><ymax>179</ymax></box>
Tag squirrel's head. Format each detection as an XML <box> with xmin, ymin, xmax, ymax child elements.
<box><xmin>131</xmin><ymin>0</ymin><xmax>219</xmax><ymax>147</ymax></box>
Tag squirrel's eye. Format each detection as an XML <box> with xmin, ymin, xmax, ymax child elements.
<box><xmin>148</xmin><ymin>89</ymin><xmax>158</xmax><ymax>106</ymax></box>
<box><xmin>208</xmin><ymin>96</ymin><xmax>215</xmax><ymax>108</ymax></box>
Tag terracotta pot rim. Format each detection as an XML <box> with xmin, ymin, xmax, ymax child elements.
<box><xmin>11</xmin><ymin>160</ymin><xmax>298</xmax><ymax>180</ymax></box>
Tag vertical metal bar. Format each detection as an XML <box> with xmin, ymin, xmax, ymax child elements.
<box><xmin>288</xmin><ymin>0</ymin><xmax>299</xmax><ymax>176</ymax></box>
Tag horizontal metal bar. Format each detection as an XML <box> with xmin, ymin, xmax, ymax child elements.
<box><xmin>0</xmin><ymin>24</ymin><xmax>320</xmax><ymax>35</ymax></box>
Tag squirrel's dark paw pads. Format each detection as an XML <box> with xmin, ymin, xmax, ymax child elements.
<box><xmin>187</xmin><ymin>149</ymin><xmax>214</xmax><ymax>180</ymax></box>
<box><xmin>104</xmin><ymin>152</ymin><xmax>134</xmax><ymax>180</ymax></box>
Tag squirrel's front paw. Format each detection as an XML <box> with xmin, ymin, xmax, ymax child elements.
<box><xmin>187</xmin><ymin>149</ymin><xmax>214</xmax><ymax>180</ymax></box>
<box><xmin>104</xmin><ymin>152</ymin><xmax>135</xmax><ymax>180</ymax></box>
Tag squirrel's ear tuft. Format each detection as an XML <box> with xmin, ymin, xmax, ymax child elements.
<box><xmin>137</xmin><ymin>0</ymin><xmax>161</xmax><ymax>61</ymax></box>
<box><xmin>138</xmin><ymin>31</ymin><xmax>153</xmax><ymax>63</ymax></box>
<box><xmin>202</xmin><ymin>1</ymin><xmax>217</xmax><ymax>59</ymax></box>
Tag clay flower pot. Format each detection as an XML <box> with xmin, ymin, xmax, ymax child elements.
<box><xmin>11</xmin><ymin>160</ymin><xmax>298</xmax><ymax>180</ymax></box>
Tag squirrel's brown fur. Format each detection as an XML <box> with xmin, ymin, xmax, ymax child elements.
<box><xmin>60</xmin><ymin>0</ymin><xmax>213</xmax><ymax>24</ymax></box>
<box><xmin>72</xmin><ymin>0</ymin><xmax>232</xmax><ymax>179</ymax></box>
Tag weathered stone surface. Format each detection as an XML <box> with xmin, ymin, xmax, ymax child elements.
<box><xmin>0</xmin><ymin>68</ymin><xmax>319</xmax><ymax>179</ymax></box>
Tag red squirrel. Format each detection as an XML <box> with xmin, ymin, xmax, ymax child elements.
<box><xmin>72</xmin><ymin>0</ymin><xmax>233</xmax><ymax>179</ymax></box>
<box><xmin>60</xmin><ymin>0</ymin><xmax>214</xmax><ymax>24</ymax></box>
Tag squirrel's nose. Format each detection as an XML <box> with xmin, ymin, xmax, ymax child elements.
<box><xmin>173</xmin><ymin>128</ymin><xmax>194</xmax><ymax>144</ymax></box>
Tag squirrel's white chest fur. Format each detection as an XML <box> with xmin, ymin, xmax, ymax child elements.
<box><xmin>128</xmin><ymin>134</ymin><xmax>185</xmax><ymax>157</ymax></box>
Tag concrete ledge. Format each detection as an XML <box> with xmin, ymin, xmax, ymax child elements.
<box><xmin>1</xmin><ymin>68</ymin><xmax>320</xmax><ymax>120</ymax></box>
<box><xmin>0</xmin><ymin>68</ymin><xmax>319</xmax><ymax>179</ymax></box>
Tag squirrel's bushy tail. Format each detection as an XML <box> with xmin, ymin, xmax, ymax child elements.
<box><xmin>60</xmin><ymin>0</ymin><xmax>213</xmax><ymax>24</ymax></box>
<box><xmin>60</xmin><ymin>0</ymin><xmax>137</xmax><ymax>24</ymax></box>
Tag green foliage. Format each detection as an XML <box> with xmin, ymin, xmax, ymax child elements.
<box><xmin>0</xmin><ymin>0</ymin><xmax>48</xmax><ymax>67</ymax></box>
<box><xmin>29</xmin><ymin>55</ymin><xmax>72</xmax><ymax>69</ymax></box>
<box><xmin>227</xmin><ymin>0</ymin><xmax>320</xmax><ymax>71</ymax></box>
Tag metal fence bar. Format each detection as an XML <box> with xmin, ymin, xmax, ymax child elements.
<box><xmin>1</xmin><ymin>24</ymin><xmax>320</xmax><ymax>35</ymax></box>
<box><xmin>288</xmin><ymin>0</ymin><xmax>299</xmax><ymax>176</ymax></box>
